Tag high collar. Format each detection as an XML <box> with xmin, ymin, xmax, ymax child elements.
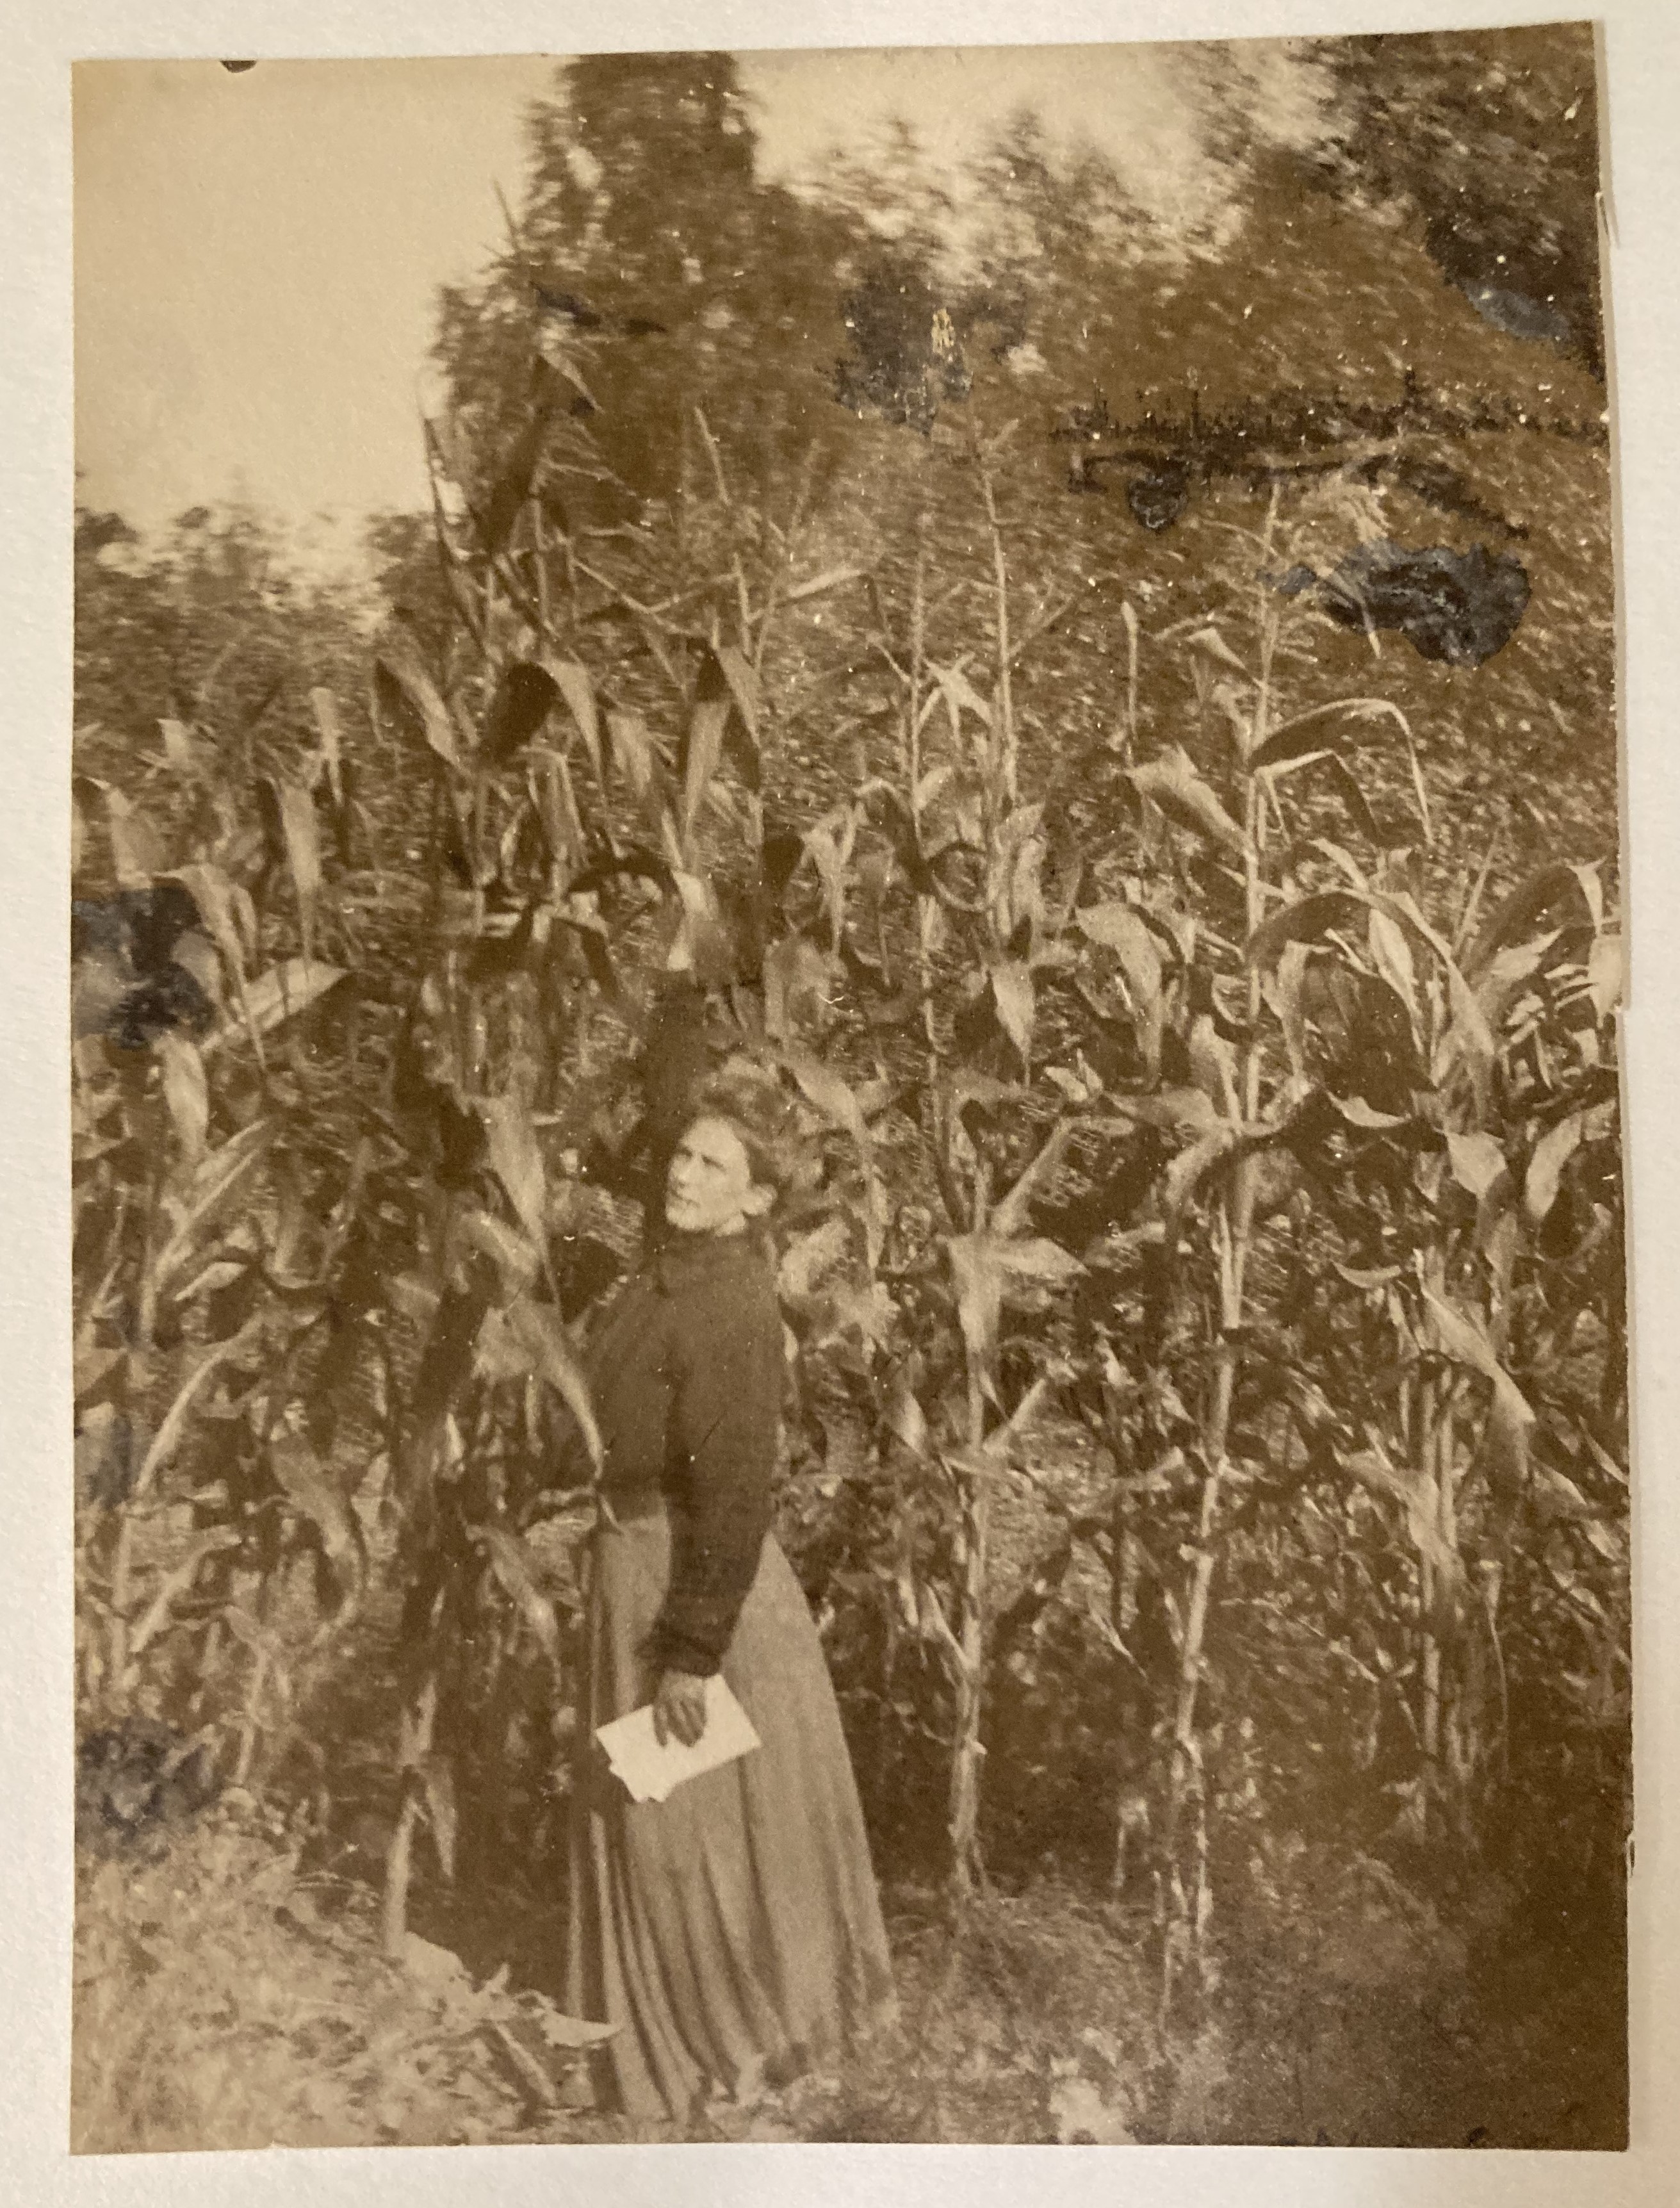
<box><xmin>650</xmin><ymin>1227</ymin><xmax>771</xmax><ymax>1295</ymax></box>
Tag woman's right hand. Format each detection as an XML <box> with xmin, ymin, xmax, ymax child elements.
<box><xmin>652</xmin><ymin>1668</ymin><xmax>710</xmax><ymax>1748</ymax></box>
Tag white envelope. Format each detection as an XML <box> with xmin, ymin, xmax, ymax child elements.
<box><xmin>594</xmin><ymin>1676</ymin><xmax>762</xmax><ymax>1804</ymax></box>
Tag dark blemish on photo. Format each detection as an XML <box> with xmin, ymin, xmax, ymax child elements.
<box><xmin>1124</xmin><ymin>459</ymin><xmax>1192</xmax><ymax>533</ymax></box>
<box><xmin>834</xmin><ymin>265</ymin><xmax>971</xmax><ymax>432</ymax></box>
<box><xmin>74</xmin><ymin>1406</ymin><xmax>146</xmax><ymax>1510</ymax></box>
<box><xmin>1274</xmin><ymin>538</ymin><xmax>1531</xmax><ymax>666</ymax></box>
<box><xmin>72</xmin><ymin>883</ymin><xmax>216</xmax><ymax>1048</ymax></box>
<box><xmin>1459</xmin><ymin>279</ymin><xmax>1573</xmax><ymax>349</ymax></box>
<box><xmin>76</xmin><ymin>1720</ymin><xmax>222</xmax><ymax>1857</ymax></box>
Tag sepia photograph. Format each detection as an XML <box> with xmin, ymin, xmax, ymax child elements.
<box><xmin>67</xmin><ymin>23</ymin><xmax>1629</xmax><ymax>2155</ymax></box>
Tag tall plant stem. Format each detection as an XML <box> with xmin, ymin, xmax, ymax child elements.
<box><xmin>383</xmin><ymin>1669</ymin><xmax>439</xmax><ymax>1958</ymax></box>
<box><xmin>1417</xmin><ymin>1368</ymin><xmax>1442</xmax><ymax>1829</ymax></box>
<box><xmin>906</xmin><ymin>512</ymin><xmax>940</xmax><ymax>1063</ymax></box>
<box><xmin>972</xmin><ymin>428</ymin><xmax>1018</xmax><ymax>809</ymax></box>
<box><xmin>1161</xmin><ymin>509</ymin><xmax>1280</xmax><ymax>2001</ymax></box>
<box><xmin>947</xmin><ymin>1158</ymin><xmax>992</xmax><ymax>1897</ymax></box>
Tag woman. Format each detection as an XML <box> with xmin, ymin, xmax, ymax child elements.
<box><xmin>563</xmin><ymin>1075</ymin><xmax>896</xmax><ymax>2125</ymax></box>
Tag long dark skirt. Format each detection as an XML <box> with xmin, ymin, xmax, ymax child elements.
<box><xmin>564</xmin><ymin>1505</ymin><xmax>897</xmax><ymax>2123</ymax></box>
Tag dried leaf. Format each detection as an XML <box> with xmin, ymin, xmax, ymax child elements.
<box><xmin>481</xmin><ymin>394</ymin><xmax>555</xmax><ymax>553</ymax></box>
<box><xmin>528</xmin><ymin>2001</ymin><xmax>620</xmax><ymax>2050</ymax></box>
<box><xmin>1348</xmin><ymin>1444</ymin><xmax>1458</xmax><ymax>1578</ymax></box>
<box><xmin>1107</xmin><ymin>1088</ymin><xmax>1221</xmax><ymax>1138</ymax></box>
<box><xmin>606</xmin><ymin>707</ymin><xmax>659</xmax><ymax>807</ymax></box>
<box><xmin>1462</xmin><ymin>863</ymin><xmax>1598</xmax><ymax>983</ymax></box>
<box><xmin>475</xmin><ymin>1524</ymin><xmax>560</xmax><ymax>1664</ymax></box>
<box><xmin>801</xmin><ymin>818</ymin><xmax>852</xmax><ymax>948</ymax></box>
<box><xmin>945</xmin><ymin>1234</ymin><xmax>1003</xmax><ymax>1398</ymax></box>
<box><xmin>1332</xmin><ymin>1094</ymin><xmax>1409</xmax><ymax>1130</ymax></box>
<box><xmin>480</xmin><ymin>1093</ymin><xmax>548</xmax><ymax>1248</ymax></box>
<box><xmin>991</xmin><ymin>1118</ymin><xmax>1082</xmax><ymax>1239</ymax></box>
<box><xmin>999</xmin><ymin>1238</ymin><xmax>1084</xmax><ymax>1284</ymax></box>
<box><xmin>1127</xmin><ymin>747</ymin><xmax>1248</xmax><ymax>858</ymax></box>
<box><xmin>542</xmin><ymin>655</ymin><xmax>602</xmax><ymax>782</ymax></box>
<box><xmin>784</xmin><ymin>1051</ymin><xmax>869</xmax><ymax>1153</ymax></box>
<box><xmin>402</xmin><ymin>1932</ymin><xmax>472</xmax><ymax>1991</ymax></box>
<box><xmin>420</xmin><ymin>1756</ymin><xmax>458</xmax><ymax>1885</ymax></box>
<box><xmin>309</xmin><ymin>688</ymin><xmax>345</xmax><ymax>807</ymax></box>
<box><xmin>1077</xmin><ymin>900</ymin><xmax>1164</xmax><ymax>1077</ymax></box>
<box><xmin>375</xmin><ymin>627</ymin><xmax>462</xmax><ymax>770</ymax></box>
<box><xmin>990</xmin><ymin>960</ymin><xmax>1036</xmax><ymax>1070</ymax></box>
<box><xmin>103</xmin><ymin>785</ymin><xmax>164</xmax><ymax>888</ymax></box>
<box><xmin>459</xmin><ymin>1209</ymin><xmax>539</xmax><ymax>1302</ymax></box>
<box><xmin>269</xmin><ymin>778</ymin><xmax>322</xmax><ymax>963</ymax></box>
<box><xmin>883</xmin><ymin>1366</ymin><xmax>930</xmax><ymax>1457</ymax></box>
<box><xmin>507</xmin><ymin>1296</ymin><xmax>603</xmax><ymax>1475</ymax></box>
<box><xmin>272</xmin><ymin>1430</ymin><xmax>365</xmax><ymax>1605</ymax></box>
<box><xmin>204</xmin><ymin>958</ymin><xmax>346</xmax><ymax>1049</ymax></box>
<box><xmin>1588</xmin><ymin>933</ymin><xmax>1624</xmax><ymax>1020</ymax></box>
<box><xmin>933</xmin><ymin>662</ymin><xmax>994</xmax><ymax>737</ymax></box>
<box><xmin>1270</xmin><ymin>940</ymin><xmax>1311</xmax><ymax>1074</ymax></box>
<box><xmin>1446</xmin><ymin>1131</ymin><xmax>1507</xmax><ymax>1198</ymax></box>
<box><xmin>668</xmin><ymin>867</ymin><xmax>735</xmax><ymax>983</ymax></box>
<box><xmin>1164</xmin><ymin>1122</ymin><xmax>1245</xmax><ymax>1216</ymax></box>
<box><xmin>127</xmin><ymin>1528</ymin><xmax>245</xmax><ymax>1656</ymax></box>
<box><xmin>158</xmin><ymin>717</ymin><xmax>200</xmax><ymax>774</ymax></box>
<box><xmin>152</xmin><ymin>1120</ymin><xmax>277</xmax><ymax>1291</ymax></box>
<box><xmin>762</xmin><ymin>935</ymin><xmax>833</xmax><ymax>1042</ymax></box>
<box><xmin>132</xmin><ymin>1318</ymin><xmax>265</xmax><ymax>1501</ymax></box>
<box><xmin>1524</xmin><ymin>1113</ymin><xmax>1583</xmax><ymax>1227</ymax></box>
<box><xmin>1247</xmin><ymin>890</ymin><xmax>1367</xmax><ymax>966</ymax></box>
<box><xmin>779</xmin><ymin>1215</ymin><xmax>851</xmax><ymax>1300</ymax></box>
<box><xmin>1422</xmin><ymin>1289</ymin><xmax>1535</xmax><ymax>1494</ymax></box>
<box><xmin>1180</xmin><ymin>625</ymin><xmax>1250</xmax><ymax>678</ymax></box>
<box><xmin>783</xmin><ymin>564</ymin><xmax>864</xmax><ymax>603</ymax></box>
<box><xmin>156</xmin><ymin>1031</ymin><xmax>209</xmax><ymax>1165</ymax></box>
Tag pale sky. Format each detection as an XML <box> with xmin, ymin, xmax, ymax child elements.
<box><xmin>74</xmin><ymin>46</ymin><xmax>1318</xmax><ymax>557</ymax></box>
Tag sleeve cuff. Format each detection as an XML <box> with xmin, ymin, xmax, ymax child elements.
<box><xmin>644</xmin><ymin>1620</ymin><xmax>726</xmax><ymax>1678</ymax></box>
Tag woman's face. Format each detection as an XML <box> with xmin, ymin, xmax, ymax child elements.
<box><xmin>664</xmin><ymin>1115</ymin><xmax>772</xmax><ymax>1238</ymax></box>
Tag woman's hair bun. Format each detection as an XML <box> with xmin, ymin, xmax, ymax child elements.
<box><xmin>687</xmin><ymin>1059</ymin><xmax>804</xmax><ymax>1195</ymax></box>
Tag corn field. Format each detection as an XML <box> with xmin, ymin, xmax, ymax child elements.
<box><xmin>71</xmin><ymin>37</ymin><xmax>1627</xmax><ymax>2150</ymax></box>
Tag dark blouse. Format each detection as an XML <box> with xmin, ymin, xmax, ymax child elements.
<box><xmin>584</xmin><ymin>1229</ymin><xmax>783</xmax><ymax>1676</ymax></box>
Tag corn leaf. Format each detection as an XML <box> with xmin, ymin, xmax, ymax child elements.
<box><xmin>156</xmin><ymin>1031</ymin><xmax>209</xmax><ymax>1166</ymax></box>
<box><xmin>473</xmin><ymin>1524</ymin><xmax>560</xmax><ymax>1664</ymax></box>
<box><xmin>205</xmin><ymin>959</ymin><xmax>347</xmax><ymax>1051</ymax></box>
<box><xmin>376</xmin><ymin>627</ymin><xmax>462</xmax><ymax>770</ymax></box>
<box><xmin>309</xmin><ymin>688</ymin><xmax>345</xmax><ymax>807</ymax></box>
<box><xmin>480</xmin><ymin>1093</ymin><xmax>548</xmax><ymax>1250</ymax></box>
<box><xmin>1127</xmin><ymin>748</ymin><xmax>1249</xmax><ymax>858</ymax></box>
<box><xmin>506</xmin><ymin>1296</ymin><xmax>603</xmax><ymax>1476</ymax></box>
<box><xmin>542</xmin><ymin>655</ymin><xmax>603</xmax><ymax>783</ymax></box>
<box><xmin>269</xmin><ymin>778</ymin><xmax>322</xmax><ymax>964</ymax></box>
<box><xmin>1524</xmin><ymin>1113</ymin><xmax>1583</xmax><ymax>1227</ymax></box>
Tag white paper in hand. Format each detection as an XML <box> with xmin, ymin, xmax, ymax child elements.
<box><xmin>595</xmin><ymin>1676</ymin><xmax>761</xmax><ymax>1804</ymax></box>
